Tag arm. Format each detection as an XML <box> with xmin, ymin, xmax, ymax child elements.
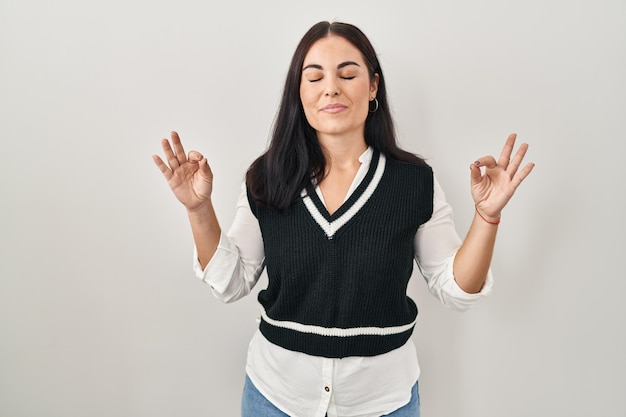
<box><xmin>192</xmin><ymin>186</ymin><xmax>265</xmax><ymax>303</ymax></box>
<box><xmin>153</xmin><ymin>131</ymin><xmax>264</xmax><ymax>302</ymax></box>
<box><xmin>415</xmin><ymin>177</ymin><xmax>493</xmax><ymax>311</ymax></box>
<box><xmin>152</xmin><ymin>131</ymin><xmax>221</xmax><ymax>268</ymax></box>
<box><xmin>188</xmin><ymin>205</ymin><xmax>221</xmax><ymax>269</ymax></box>
<box><xmin>453</xmin><ymin>133</ymin><xmax>534</xmax><ymax>293</ymax></box>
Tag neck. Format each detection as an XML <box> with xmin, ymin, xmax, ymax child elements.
<box><xmin>317</xmin><ymin>133</ymin><xmax>368</xmax><ymax>171</ymax></box>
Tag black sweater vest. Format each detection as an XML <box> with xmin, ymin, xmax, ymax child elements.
<box><xmin>248</xmin><ymin>151</ymin><xmax>434</xmax><ymax>358</ymax></box>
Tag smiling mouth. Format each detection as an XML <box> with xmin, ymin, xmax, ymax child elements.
<box><xmin>321</xmin><ymin>104</ymin><xmax>347</xmax><ymax>113</ymax></box>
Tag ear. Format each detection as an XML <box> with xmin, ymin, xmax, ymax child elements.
<box><xmin>370</xmin><ymin>73</ymin><xmax>380</xmax><ymax>99</ymax></box>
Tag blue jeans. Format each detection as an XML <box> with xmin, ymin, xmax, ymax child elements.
<box><xmin>241</xmin><ymin>375</ymin><xmax>420</xmax><ymax>417</ymax></box>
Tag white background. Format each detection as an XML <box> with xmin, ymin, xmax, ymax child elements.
<box><xmin>1</xmin><ymin>0</ymin><xmax>624</xmax><ymax>416</ymax></box>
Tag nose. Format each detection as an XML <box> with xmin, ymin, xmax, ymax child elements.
<box><xmin>324</xmin><ymin>78</ymin><xmax>340</xmax><ymax>96</ymax></box>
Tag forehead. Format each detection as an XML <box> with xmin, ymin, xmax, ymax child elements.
<box><xmin>302</xmin><ymin>35</ymin><xmax>365</xmax><ymax>67</ymax></box>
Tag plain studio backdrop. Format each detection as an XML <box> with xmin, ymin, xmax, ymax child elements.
<box><xmin>1</xmin><ymin>0</ymin><xmax>624</xmax><ymax>416</ymax></box>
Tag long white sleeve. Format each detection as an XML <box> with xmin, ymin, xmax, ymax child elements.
<box><xmin>414</xmin><ymin>177</ymin><xmax>493</xmax><ymax>311</ymax></box>
<box><xmin>192</xmin><ymin>185</ymin><xmax>265</xmax><ymax>303</ymax></box>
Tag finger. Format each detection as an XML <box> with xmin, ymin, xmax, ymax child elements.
<box><xmin>170</xmin><ymin>131</ymin><xmax>187</xmax><ymax>165</ymax></box>
<box><xmin>152</xmin><ymin>155</ymin><xmax>173</xmax><ymax>180</ymax></box>
<box><xmin>473</xmin><ymin>155</ymin><xmax>497</xmax><ymax>169</ymax></box>
<box><xmin>506</xmin><ymin>142</ymin><xmax>529</xmax><ymax>176</ymax></box>
<box><xmin>497</xmin><ymin>133</ymin><xmax>517</xmax><ymax>168</ymax></box>
<box><xmin>188</xmin><ymin>150</ymin><xmax>204</xmax><ymax>162</ymax></box>
<box><xmin>511</xmin><ymin>162</ymin><xmax>535</xmax><ymax>190</ymax></box>
<box><xmin>160</xmin><ymin>138</ymin><xmax>180</xmax><ymax>169</ymax></box>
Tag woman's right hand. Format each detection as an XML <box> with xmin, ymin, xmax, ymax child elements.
<box><xmin>152</xmin><ymin>131</ymin><xmax>214</xmax><ymax>212</ymax></box>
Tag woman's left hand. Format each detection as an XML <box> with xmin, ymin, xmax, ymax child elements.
<box><xmin>470</xmin><ymin>133</ymin><xmax>535</xmax><ymax>222</ymax></box>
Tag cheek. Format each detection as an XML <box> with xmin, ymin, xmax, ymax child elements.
<box><xmin>299</xmin><ymin>84</ymin><xmax>316</xmax><ymax>107</ymax></box>
<box><xmin>353</xmin><ymin>87</ymin><xmax>371</xmax><ymax>113</ymax></box>
<box><xmin>299</xmin><ymin>86</ymin><xmax>319</xmax><ymax>122</ymax></box>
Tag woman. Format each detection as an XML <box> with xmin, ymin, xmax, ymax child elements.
<box><xmin>153</xmin><ymin>21</ymin><xmax>533</xmax><ymax>417</ymax></box>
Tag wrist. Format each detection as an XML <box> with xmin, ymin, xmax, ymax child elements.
<box><xmin>186</xmin><ymin>201</ymin><xmax>215</xmax><ymax>217</ymax></box>
<box><xmin>475</xmin><ymin>205</ymin><xmax>501</xmax><ymax>225</ymax></box>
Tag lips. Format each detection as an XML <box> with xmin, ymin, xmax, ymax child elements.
<box><xmin>320</xmin><ymin>103</ymin><xmax>347</xmax><ymax>113</ymax></box>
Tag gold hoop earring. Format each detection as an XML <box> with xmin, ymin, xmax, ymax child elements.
<box><xmin>369</xmin><ymin>98</ymin><xmax>379</xmax><ymax>113</ymax></box>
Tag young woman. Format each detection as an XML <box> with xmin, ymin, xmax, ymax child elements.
<box><xmin>153</xmin><ymin>21</ymin><xmax>534</xmax><ymax>417</ymax></box>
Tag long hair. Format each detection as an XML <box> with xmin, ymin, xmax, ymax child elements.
<box><xmin>246</xmin><ymin>21</ymin><xmax>426</xmax><ymax>211</ymax></box>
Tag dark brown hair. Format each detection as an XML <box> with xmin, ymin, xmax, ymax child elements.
<box><xmin>246</xmin><ymin>21</ymin><xmax>426</xmax><ymax>211</ymax></box>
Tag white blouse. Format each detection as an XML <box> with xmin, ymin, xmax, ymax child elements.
<box><xmin>193</xmin><ymin>147</ymin><xmax>493</xmax><ymax>417</ymax></box>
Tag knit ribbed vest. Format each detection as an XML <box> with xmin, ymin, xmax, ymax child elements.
<box><xmin>248</xmin><ymin>151</ymin><xmax>434</xmax><ymax>358</ymax></box>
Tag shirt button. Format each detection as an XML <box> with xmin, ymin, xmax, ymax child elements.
<box><xmin>324</xmin><ymin>386</ymin><xmax>330</xmax><ymax>392</ymax></box>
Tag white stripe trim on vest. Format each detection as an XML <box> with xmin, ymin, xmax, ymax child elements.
<box><xmin>260</xmin><ymin>307</ymin><xmax>415</xmax><ymax>337</ymax></box>
<box><xmin>301</xmin><ymin>153</ymin><xmax>386</xmax><ymax>239</ymax></box>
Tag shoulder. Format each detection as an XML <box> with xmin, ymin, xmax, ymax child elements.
<box><xmin>245</xmin><ymin>185</ymin><xmax>259</xmax><ymax>218</ymax></box>
<box><xmin>383</xmin><ymin>157</ymin><xmax>434</xmax><ymax>186</ymax></box>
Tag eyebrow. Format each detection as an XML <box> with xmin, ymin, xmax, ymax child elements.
<box><xmin>302</xmin><ymin>61</ymin><xmax>361</xmax><ymax>71</ymax></box>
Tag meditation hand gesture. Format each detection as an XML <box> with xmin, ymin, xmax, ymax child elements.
<box><xmin>152</xmin><ymin>131</ymin><xmax>214</xmax><ymax>212</ymax></box>
<box><xmin>470</xmin><ymin>133</ymin><xmax>535</xmax><ymax>223</ymax></box>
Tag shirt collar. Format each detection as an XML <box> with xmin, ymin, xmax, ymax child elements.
<box><xmin>358</xmin><ymin>146</ymin><xmax>373</xmax><ymax>166</ymax></box>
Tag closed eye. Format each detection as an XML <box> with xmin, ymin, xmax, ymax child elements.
<box><xmin>308</xmin><ymin>76</ymin><xmax>355</xmax><ymax>82</ymax></box>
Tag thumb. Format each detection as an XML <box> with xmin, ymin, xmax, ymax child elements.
<box><xmin>198</xmin><ymin>156</ymin><xmax>213</xmax><ymax>178</ymax></box>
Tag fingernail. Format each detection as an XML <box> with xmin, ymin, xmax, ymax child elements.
<box><xmin>474</xmin><ymin>161</ymin><xmax>480</xmax><ymax>166</ymax></box>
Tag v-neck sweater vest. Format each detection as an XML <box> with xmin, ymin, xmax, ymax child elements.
<box><xmin>248</xmin><ymin>151</ymin><xmax>434</xmax><ymax>358</ymax></box>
